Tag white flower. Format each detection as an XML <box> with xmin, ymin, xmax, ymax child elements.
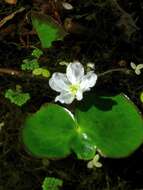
<box><xmin>49</xmin><ymin>61</ymin><xmax>97</xmax><ymax>104</ymax></box>
<box><xmin>130</xmin><ymin>62</ymin><xmax>143</xmax><ymax>75</ymax></box>
<box><xmin>87</xmin><ymin>154</ymin><xmax>102</xmax><ymax>169</ymax></box>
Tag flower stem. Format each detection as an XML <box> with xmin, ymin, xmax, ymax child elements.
<box><xmin>97</xmin><ymin>68</ymin><xmax>132</xmax><ymax>77</ymax></box>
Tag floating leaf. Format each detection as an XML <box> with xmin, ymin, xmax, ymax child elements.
<box><xmin>22</xmin><ymin>94</ymin><xmax>143</xmax><ymax>159</ymax></box>
<box><xmin>32</xmin><ymin>12</ymin><xmax>67</xmax><ymax>48</ymax></box>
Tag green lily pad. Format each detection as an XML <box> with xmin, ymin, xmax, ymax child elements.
<box><xmin>75</xmin><ymin>94</ymin><xmax>143</xmax><ymax>158</ymax></box>
<box><xmin>32</xmin><ymin>12</ymin><xmax>67</xmax><ymax>48</ymax></box>
<box><xmin>22</xmin><ymin>94</ymin><xmax>143</xmax><ymax>159</ymax></box>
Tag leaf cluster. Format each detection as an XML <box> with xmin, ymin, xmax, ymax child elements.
<box><xmin>5</xmin><ymin>88</ymin><xmax>30</xmax><ymax>106</ymax></box>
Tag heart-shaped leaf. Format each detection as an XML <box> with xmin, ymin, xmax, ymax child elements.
<box><xmin>32</xmin><ymin>12</ymin><xmax>67</xmax><ymax>48</ymax></box>
<box><xmin>22</xmin><ymin>94</ymin><xmax>143</xmax><ymax>160</ymax></box>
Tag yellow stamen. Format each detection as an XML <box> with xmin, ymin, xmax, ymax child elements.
<box><xmin>69</xmin><ymin>84</ymin><xmax>79</xmax><ymax>95</ymax></box>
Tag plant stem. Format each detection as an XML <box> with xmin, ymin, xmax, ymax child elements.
<box><xmin>0</xmin><ymin>68</ymin><xmax>22</xmax><ymax>76</ymax></box>
<box><xmin>0</xmin><ymin>68</ymin><xmax>34</xmax><ymax>78</ymax></box>
<box><xmin>97</xmin><ymin>68</ymin><xmax>132</xmax><ymax>77</ymax></box>
<box><xmin>0</xmin><ymin>67</ymin><xmax>132</xmax><ymax>78</ymax></box>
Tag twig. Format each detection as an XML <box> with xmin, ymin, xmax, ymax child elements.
<box><xmin>0</xmin><ymin>68</ymin><xmax>22</xmax><ymax>76</ymax></box>
<box><xmin>0</xmin><ymin>7</ymin><xmax>25</xmax><ymax>28</ymax></box>
<box><xmin>0</xmin><ymin>68</ymin><xmax>38</xmax><ymax>78</ymax></box>
<box><xmin>0</xmin><ymin>67</ymin><xmax>132</xmax><ymax>78</ymax></box>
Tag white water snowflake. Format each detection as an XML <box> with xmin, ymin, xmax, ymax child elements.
<box><xmin>49</xmin><ymin>61</ymin><xmax>97</xmax><ymax>104</ymax></box>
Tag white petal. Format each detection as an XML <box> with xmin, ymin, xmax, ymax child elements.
<box><xmin>55</xmin><ymin>92</ymin><xmax>75</xmax><ymax>104</ymax></box>
<box><xmin>93</xmin><ymin>154</ymin><xmax>102</xmax><ymax>168</ymax></box>
<box><xmin>87</xmin><ymin>161</ymin><xmax>93</xmax><ymax>169</ymax></box>
<box><xmin>95</xmin><ymin>162</ymin><xmax>102</xmax><ymax>168</ymax></box>
<box><xmin>135</xmin><ymin>69</ymin><xmax>141</xmax><ymax>75</ymax></box>
<box><xmin>93</xmin><ymin>154</ymin><xmax>100</xmax><ymax>162</ymax></box>
<box><xmin>136</xmin><ymin>64</ymin><xmax>143</xmax><ymax>70</ymax></box>
<box><xmin>80</xmin><ymin>71</ymin><xmax>97</xmax><ymax>92</ymax></box>
<box><xmin>135</xmin><ymin>64</ymin><xmax>143</xmax><ymax>75</ymax></box>
<box><xmin>66</xmin><ymin>61</ymin><xmax>84</xmax><ymax>84</ymax></box>
<box><xmin>76</xmin><ymin>90</ymin><xmax>83</xmax><ymax>101</ymax></box>
<box><xmin>130</xmin><ymin>62</ymin><xmax>136</xmax><ymax>69</ymax></box>
<box><xmin>49</xmin><ymin>73</ymin><xmax>70</xmax><ymax>92</ymax></box>
<box><xmin>87</xmin><ymin>62</ymin><xmax>95</xmax><ymax>69</ymax></box>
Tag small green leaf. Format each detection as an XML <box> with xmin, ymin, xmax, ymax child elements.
<box><xmin>21</xmin><ymin>59</ymin><xmax>39</xmax><ymax>71</ymax></box>
<box><xmin>42</xmin><ymin>177</ymin><xmax>63</xmax><ymax>190</ymax></box>
<box><xmin>5</xmin><ymin>88</ymin><xmax>30</xmax><ymax>106</ymax></box>
<box><xmin>32</xmin><ymin>68</ymin><xmax>50</xmax><ymax>78</ymax></box>
<box><xmin>41</xmin><ymin>69</ymin><xmax>50</xmax><ymax>78</ymax></box>
<box><xmin>31</xmin><ymin>48</ymin><xmax>43</xmax><ymax>58</ymax></box>
<box><xmin>31</xmin><ymin>12</ymin><xmax>67</xmax><ymax>48</ymax></box>
<box><xmin>140</xmin><ymin>92</ymin><xmax>143</xmax><ymax>103</ymax></box>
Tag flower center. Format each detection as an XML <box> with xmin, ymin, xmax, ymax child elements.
<box><xmin>69</xmin><ymin>84</ymin><xmax>80</xmax><ymax>95</ymax></box>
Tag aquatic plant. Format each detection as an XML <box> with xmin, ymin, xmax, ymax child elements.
<box><xmin>10</xmin><ymin>5</ymin><xmax>143</xmax><ymax>173</ymax></box>
<box><xmin>22</xmin><ymin>89</ymin><xmax>143</xmax><ymax>161</ymax></box>
<box><xmin>4</xmin><ymin>13</ymin><xmax>143</xmax><ymax>165</ymax></box>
